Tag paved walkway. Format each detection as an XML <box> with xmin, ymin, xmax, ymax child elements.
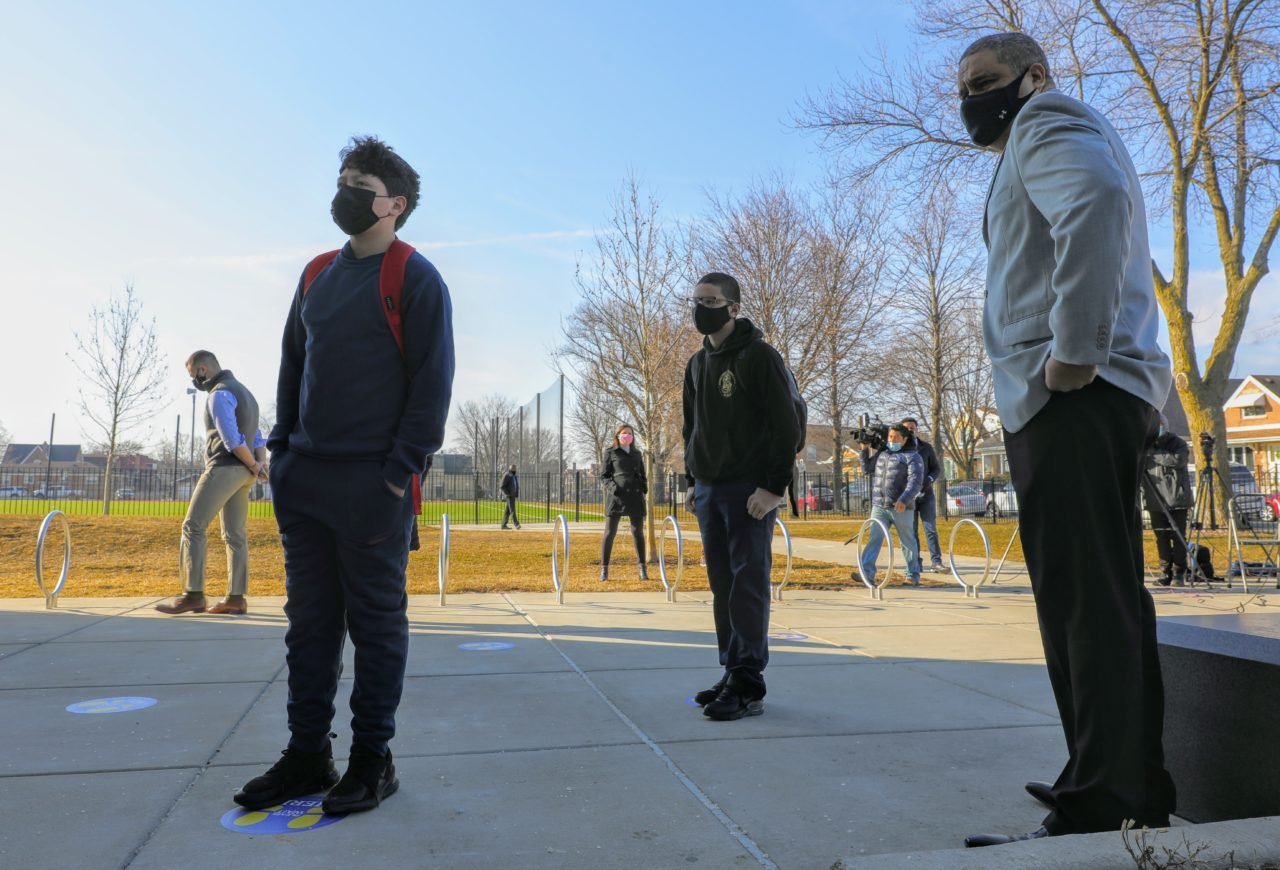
<box><xmin>2</xmin><ymin>579</ymin><xmax>1275</xmax><ymax>869</ymax></box>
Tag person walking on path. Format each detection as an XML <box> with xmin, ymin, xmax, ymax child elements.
<box><xmin>599</xmin><ymin>424</ymin><xmax>648</xmax><ymax>581</ymax></box>
<box><xmin>857</xmin><ymin>424</ymin><xmax>924</xmax><ymax>587</ymax></box>
<box><xmin>155</xmin><ymin>351</ymin><xmax>265</xmax><ymax>616</ymax></box>
<box><xmin>499</xmin><ymin>464</ymin><xmax>522</xmax><ymax>529</ymax></box>
<box><xmin>235</xmin><ymin>136</ymin><xmax>455</xmax><ymax>817</ymax></box>
<box><xmin>901</xmin><ymin>417</ymin><xmax>944</xmax><ymax>572</ymax></box>
<box><xmin>683</xmin><ymin>271</ymin><xmax>801</xmax><ymax>722</ymax></box>
<box><xmin>956</xmin><ymin>33</ymin><xmax>1175</xmax><ymax>847</ymax></box>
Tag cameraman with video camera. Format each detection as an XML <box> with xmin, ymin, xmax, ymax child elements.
<box><xmin>1141</xmin><ymin>415</ymin><xmax>1191</xmax><ymax>587</ymax></box>
<box><xmin>856</xmin><ymin>421</ymin><xmax>924</xmax><ymax>586</ymax></box>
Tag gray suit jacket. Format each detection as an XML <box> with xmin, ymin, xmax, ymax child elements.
<box><xmin>982</xmin><ymin>89</ymin><xmax>1171</xmax><ymax>433</ymax></box>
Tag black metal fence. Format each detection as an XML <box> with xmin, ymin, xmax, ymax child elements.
<box><xmin>2</xmin><ymin>464</ymin><xmax>1275</xmax><ymax>527</ymax></box>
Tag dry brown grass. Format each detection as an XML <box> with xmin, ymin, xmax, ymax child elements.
<box><xmin>3</xmin><ymin>516</ymin><xmax>928</xmax><ymax>599</ymax></box>
<box><xmin>3</xmin><ymin>514</ymin><xmax>1240</xmax><ymax>599</ymax></box>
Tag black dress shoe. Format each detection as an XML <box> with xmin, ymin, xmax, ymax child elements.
<box><xmin>322</xmin><ymin>745</ymin><xmax>398</xmax><ymax>814</ymax></box>
<box><xmin>965</xmin><ymin>826</ymin><xmax>1051</xmax><ymax>848</ymax></box>
<box><xmin>1025</xmin><ymin>780</ymin><xmax>1056</xmax><ymax>810</ymax></box>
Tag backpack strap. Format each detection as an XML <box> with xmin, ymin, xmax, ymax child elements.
<box><xmin>380</xmin><ymin>238</ymin><xmax>414</xmax><ymax>357</ymax></box>
<box><xmin>302</xmin><ymin>250</ymin><xmax>341</xmax><ymax>296</ymax></box>
<box><xmin>298</xmin><ymin>240</ymin><xmax>424</xmax><ymax>514</ymax></box>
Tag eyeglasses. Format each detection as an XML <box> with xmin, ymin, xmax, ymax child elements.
<box><xmin>688</xmin><ymin>296</ymin><xmax>733</xmax><ymax>309</ymax></box>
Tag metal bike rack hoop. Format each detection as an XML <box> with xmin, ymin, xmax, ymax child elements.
<box><xmin>991</xmin><ymin>521</ymin><xmax>1022</xmax><ymax>585</ymax></box>
<box><xmin>551</xmin><ymin>514</ymin><xmax>569</xmax><ymax>604</ymax></box>
<box><xmin>658</xmin><ymin>515</ymin><xmax>684</xmax><ymax>602</ymax></box>
<box><xmin>438</xmin><ymin>513</ymin><xmax>450</xmax><ymax>606</ymax></box>
<box><xmin>35</xmin><ymin>510</ymin><xmax>71</xmax><ymax>610</ymax></box>
<box><xmin>947</xmin><ymin>518</ymin><xmax>992</xmax><ymax>598</ymax></box>
<box><xmin>771</xmin><ymin>518</ymin><xmax>794</xmax><ymax>602</ymax></box>
<box><xmin>854</xmin><ymin>516</ymin><xmax>895</xmax><ymax>600</ymax></box>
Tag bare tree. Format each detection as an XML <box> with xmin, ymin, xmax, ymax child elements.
<box><xmin>70</xmin><ymin>284</ymin><xmax>167</xmax><ymax>515</ymax></box>
<box><xmin>450</xmin><ymin>393</ymin><xmax>518</xmax><ymax>491</ymax></box>
<box><xmin>798</xmin><ymin>0</ymin><xmax>1280</xmax><ymax>514</ymax></box>
<box><xmin>0</xmin><ymin>419</ymin><xmax>9</xmax><ymax>462</ymax></box>
<box><xmin>569</xmin><ymin>372</ymin><xmax>626</xmax><ymax>467</ymax></box>
<box><xmin>697</xmin><ymin>178</ymin><xmax>825</xmax><ymax>393</ymax></box>
<box><xmin>558</xmin><ymin>174</ymin><xmax>695</xmax><ymax>559</ymax></box>
<box><xmin>806</xmin><ymin>177</ymin><xmax>888</xmax><ymax>502</ymax></box>
<box><xmin>938</xmin><ymin>310</ymin><xmax>999</xmax><ymax>479</ymax></box>
<box><xmin>889</xmin><ymin>181</ymin><xmax>986</xmax><ymax>504</ymax></box>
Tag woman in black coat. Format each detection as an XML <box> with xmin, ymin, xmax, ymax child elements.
<box><xmin>599</xmin><ymin>424</ymin><xmax>648</xmax><ymax>581</ymax></box>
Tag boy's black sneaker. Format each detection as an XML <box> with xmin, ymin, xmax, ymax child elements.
<box><xmin>693</xmin><ymin>674</ymin><xmax>728</xmax><ymax>707</ymax></box>
<box><xmin>703</xmin><ymin>685</ymin><xmax>764</xmax><ymax>720</ymax></box>
<box><xmin>322</xmin><ymin>745</ymin><xmax>399</xmax><ymax>814</ymax></box>
<box><xmin>233</xmin><ymin>746</ymin><xmax>339</xmax><ymax>810</ymax></box>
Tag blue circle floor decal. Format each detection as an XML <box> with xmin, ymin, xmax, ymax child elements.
<box><xmin>458</xmin><ymin>641</ymin><xmax>514</xmax><ymax>651</ymax></box>
<box><xmin>66</xmin><ymin>697</ymin><xmax>157</xmax><ymax>714</ymax></box>
<box><xmin>221</xmin><ymin>797</ymin><xmax>345</xmax><ymax>834</ymax></box>
<box><xmin>769</xmin><ymin>632</ymin><xmax>808</xmax><ymax>641</ymax></box>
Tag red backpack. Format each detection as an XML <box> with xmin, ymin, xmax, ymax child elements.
<box><xmin>300</xmin><ymin>239</ymin><xmax>423</xmax><ymax>514</ymax></box>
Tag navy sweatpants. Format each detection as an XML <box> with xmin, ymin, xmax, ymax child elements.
<box><xmin>693</xmin><ymin>481</ymin><xmax>775</xmax><ymax>687</ymax></box>
<box><xmin>270</xmin><ymin>451</ymin><xmax>414</xmax><ymax>756</ymax></box>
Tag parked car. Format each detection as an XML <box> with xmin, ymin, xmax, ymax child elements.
<box><xmin>845</xmin><ymin>479</ymin><xmax>871</xmax><ymax>512</ymax></box>
<box><xmin>943</xmin><ymin>485</ymin><xmax>988</xmax><ymax>516</ymax></box>
<box><xmin>1267</xmin><ymin>492</ymin><xmax>1280</xmax><ymax>521</ymax></box>
<box><xmin>988</xmin><ymin>482</ymin><xmax>1019</xmax><ymax>518</ymax></box>
<box><xmin>34</xmin><ymin>486</ymin><xmax>84</xmax><ymax>498</ymax></box>
<box><xmin>0</xmin><ymin>486</ymin><xmax>28</xmax><ymax>498</ymax></box>
<box><xmin>803</xmin><ymin>482</ymin><xmax>834</xmax><ymax>511</ymax></box>
<box><xmin>114</xmin><ymin>488</ymin><xmax>136</xmax><ymax>500</ymax></box>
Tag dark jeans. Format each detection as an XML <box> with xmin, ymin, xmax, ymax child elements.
<box><xmin>271</xmin><ymin>451</ymin><xmax>413</xmax><ymax>756</ymax></box>
<box><xmin>692</xmin><ymin>481</ymin><xmax>774</xmax><ymax>690</ymax></box>
<box><xmin>501</xmin><ymin>496</ymin><xmax>519</xmax><ymax>527</ymax></box>
<box><xmin>1004</xmin><ymin>379</ymin><xmax>1175</xmax><ymax>834</ymax></box>
<box><xmin>601</xmin><ymin>511</ymin><xmax>646</xmax><ymax>565</ymax></box>
<box><xmin>1149</xmin><ymin>508</ymin><xmax>1188</xmax><ymax>576</ymax></box>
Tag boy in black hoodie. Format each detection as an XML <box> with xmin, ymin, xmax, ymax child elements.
<box><xmin>683</xmin><ymin>272</ymin><xmax>801</xmax><ymax>720</ymax></box>
<box><xmin>234</xmin><ymin>137</ymin><xmax>455</xmax><ymax>815</ymax></box>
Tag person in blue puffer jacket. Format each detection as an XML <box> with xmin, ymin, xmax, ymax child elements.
<box><xmin>857</xmin><ymin>423</ymin><xmax>925</xmax><ymax>586</ymax></box>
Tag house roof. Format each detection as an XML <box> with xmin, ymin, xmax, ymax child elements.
<box><xmin>1225</xmin><ymin>375</ymin><xmax>1280</xmax><ymax>408</ymax></box>
<box><xmin>0</xmin><ymin>443</ymin><xmax>83</xmax><ymax>464</ymax></box>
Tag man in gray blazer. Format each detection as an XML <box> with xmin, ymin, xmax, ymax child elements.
<box><xmin>957</xmin><ymin>33</ymin><xmax>1175</xmax><ymax>847</ymax></box>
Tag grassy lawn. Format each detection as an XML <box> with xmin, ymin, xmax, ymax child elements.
<box><xmin>2</xmin><ymin>515</ymin><xmax>883</xmax><ymax>599</ymax></box>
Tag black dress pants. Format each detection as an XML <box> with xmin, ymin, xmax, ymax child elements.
<box><xmin>1004</xmin><ymin>379</ymin><xmax>1175</xmax><ymax>834</ymax></box>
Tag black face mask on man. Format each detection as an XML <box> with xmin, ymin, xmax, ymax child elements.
<box><xmin>191</xmin><ymin>373</ymin><xmax>211</xmax><ymax>392</ymax></box>
<box><xmin>694</xmin><ymin>303</ymin><xmax>734</xmax><ymax>336</ymax></box>
<box><xmin>960</xmin><ymin>68</ymin><xmax>1032</xmax><ymax>147</ymax></box>
<box><xmin>331</xmin><ymin>185</ymin><xmax>383</xmax><ymax>236</ymax></box>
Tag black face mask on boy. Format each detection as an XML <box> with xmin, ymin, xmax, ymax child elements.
<box><xmin>331</xmin><ymin>185</ymin><xmax>383</xmax><ymax>236</ymax></box>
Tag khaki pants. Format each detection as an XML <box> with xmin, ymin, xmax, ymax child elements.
<box><xmin>182</xmin><ymin>463</ymin><xmax>254</xmax><ymax>596</ymax></box>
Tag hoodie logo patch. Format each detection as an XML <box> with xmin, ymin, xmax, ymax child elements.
<box><xmin>718</xmin><ymin>370</ymin><xmax>736</xmax><ymax>398</ymax></box>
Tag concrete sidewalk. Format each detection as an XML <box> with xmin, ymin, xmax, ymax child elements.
<box><xmin>1</xmin><ymin>583</ymin><xmax>1275</xmax><ymax>869</ymax></box>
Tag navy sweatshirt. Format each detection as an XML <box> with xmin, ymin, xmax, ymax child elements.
<box><xmin>268</xmin><ymin>242</ymin><xmax>456</xmax><ymax>490</ymax></box>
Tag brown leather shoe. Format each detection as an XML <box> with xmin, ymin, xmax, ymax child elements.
<box><xmin>208</xmin><ymin>597</ymin><xmax>248</xmax><ymax>615</ymax></box>
<box><xmin>155</xmin><ymin>594</ymin><xmax>207</xmax><ymax>615</ymax></box>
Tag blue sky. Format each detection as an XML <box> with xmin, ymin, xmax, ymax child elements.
<box><xmin>0</xmin><ymin>1</ymin><xmax>1271</xmax><ymax>455</ymax></box>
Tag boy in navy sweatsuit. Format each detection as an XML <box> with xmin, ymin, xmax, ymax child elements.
<box><xmin>234</xmin><ymin>137</ymin><xmax>455</xmax><ymax>814</ymax></box>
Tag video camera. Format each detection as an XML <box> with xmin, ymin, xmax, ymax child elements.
<box><xmin>1198</xmin><ymin>432</ymin><xmax>1215</xmax><ymax>464</ymax></box>
<box><xmin>850</xmin><ymin>414</ymin><xmax>890</xmax><ymax>451</ymax></box>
